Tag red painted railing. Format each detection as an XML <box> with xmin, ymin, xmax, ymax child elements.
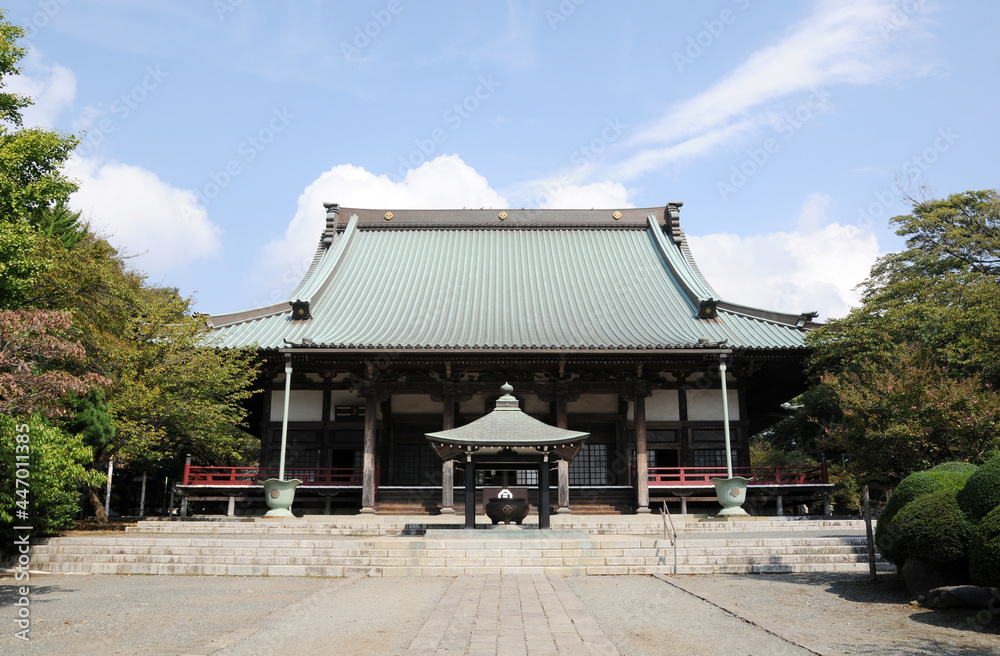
<box><xmin>183</xmin><ymin>465</ymin><xmax>370</xmax><ymax>487</ymax></box>
<box><xmin>646</xmin><ymin>463</ymin><xmax>828</xmax><ymax>486</ymax></box>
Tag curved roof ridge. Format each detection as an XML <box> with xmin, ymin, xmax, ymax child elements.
<box><xmin>671</xmin><ymin>223</ymin><xmax>719</xmax><ymax>299</ymax></box>
<box><xmin>645</xmin><ymin>214</ymin><xmax>713</xmax><ymax>306</ymax></box>
<box><xmin>289</xmin><ymin>213</ymin><xmax>359</xmax><ymax>302</ymax></box>
<box><xmin>717</xmin><ymin>302</ymin><xmax>818</xmax><ymax>329</ymax></box>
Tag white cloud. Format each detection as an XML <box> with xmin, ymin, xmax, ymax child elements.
<box><xmin>536</xmin><ymin>180</ymin><xmax>633</xmax><ymax>210</ymax></box>
<box><xmin>606</xmin><ymin>0</ymin><xmax>933</xmax><ymax>180</ymax></box>
<box><xmin>687</xmin><ymin>195</ymin><xmax>881</xmax><ymax>321</ymax></box>
<box><xmin>67</xmin><ymin>156</ymin><xmax>223</xmax><ymax>279</ymax></box>
<box><xmin>796</xmin><ymin>191</ymin><xmax>834</xmax><ymax>233</ymax></box>
<box><xmin>254</xmin><ymin>155</ymin><xmax>508</xmax><ymax>304</ymax></box>
<box><xmin>6</xmin><ymin>49</ymin><xmax>76</xmax><ymax>128</ymax></box>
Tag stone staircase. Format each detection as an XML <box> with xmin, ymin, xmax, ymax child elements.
<box><xmin>20</xmin><ymin>516</ymin><xmax>892</xmax><ymax>577</ymax></box>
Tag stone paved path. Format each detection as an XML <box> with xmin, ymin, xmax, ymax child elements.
<box><xmin>404</xmin><ymin>575</ymin><xmax>619</xmax><ymax>656</ymax></box>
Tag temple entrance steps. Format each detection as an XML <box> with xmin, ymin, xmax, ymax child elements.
<box><xmin>23</xmin><ymin>517</ymin><xmax>893</xmax><ymax>577</ymax></box>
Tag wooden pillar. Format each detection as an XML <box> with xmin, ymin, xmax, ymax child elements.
<box><xmin>464</xmin><ymin>457</ymin><xmax>476</xmax><ymax>529</ymax></box>
<box><xmin>441</xmin><ymin>392</ymin><xmax>456</xmax><ymax>514</ymax></box>
<box><xmin>538</xmin><ymin>458</ymin><xmax>551</xmax><ymax>529</ymax></box>
<box><xmin>139</xmin><ymin>470</ymin><xmax>147</xmax><ymax>517</ymax></box>
<box><xmin>360</xmin><ymin>392</ymin><xmax>377</xmax><ymax>513</ymax></box>
<box><xmin>556</xmin><ymin>392</ymin><xmax>570</xmax><ymax>513</ymax></box>
<box><xmin>635</xmin><ymin>395</ymin><xmax>650</xmax><ymax>513</ymax></box>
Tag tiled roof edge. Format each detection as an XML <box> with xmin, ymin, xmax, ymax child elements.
<box><xmin>207</xmin><ymin>302</ymin><xmax>289</xmax><ymax>328</ymax></box>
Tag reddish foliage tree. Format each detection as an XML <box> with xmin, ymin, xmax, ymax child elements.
<box><xmin>0</xmin><ymin>309</ymin><xmax>109</xmax><ymax>417</ymax></box>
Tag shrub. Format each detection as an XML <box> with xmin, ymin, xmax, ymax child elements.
<box><xmin>0</xmin><ymin>415</ymin><xmax>104</xmax><ymax>555</ymax></box>
<box><xmin>879</xmin><ymin>486</ymin><xmax>973</xmax><ymax>567</ymax></box>
<box><xmin>969</xmin><ymin>504</ymin><xmax>1000</xmax><ymax>587</ymax></box>
<box><xmin>876</xmin><ymin>462</ymin><xmax>977</xmax><ymax>553</ymax></box>
<box><xmin>957</xmin><ymin>455</ymin><xmax>1000</xmax><ymax>524</ymax></box>
<box><xmin>929</xmin><ymin>461</ymin><xmax>979</xmax><ymax>477</ymax></box>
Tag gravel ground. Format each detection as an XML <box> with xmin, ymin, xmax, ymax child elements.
<box><xmin>212</xmin><ymin>576</ymin><xmax>450</xmax><ymax>656</ymax></box>
<box><xmin>0</xmin><ymin>573</ymin><xmax>330</xmax><ymax>656</ymax></box>
<box><xmin>3</xmin><ymin>572</ymin><xmax>998</xmax><ymax>655</ymax></box>
<box><xmin>661</xmin><ymin>573</ymin><xmax>1000</xmax><ymax>656</ymax></box>
<box><xmin>566</xmin><ymin>575</ymin><xmax>813</xmax><ymax>655</ymax></box>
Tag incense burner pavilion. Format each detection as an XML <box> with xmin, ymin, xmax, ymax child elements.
<box><xmin>183</xmin><ymin>203</ymin><xmax>830</xmax><ymax>516</ymax></box>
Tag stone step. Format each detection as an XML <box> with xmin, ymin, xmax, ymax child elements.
<box><xmin>19</xmin><ymin>516</ymin><xmax>889</xmax><ymax>577</ymax></box>
<box><xmin>29</xmin><ymin>559</ymin><xmax>896</xmax><ymax>577</ymax></box>
<box><xmin>24</xmin><ymin>531</ymin><xmax>889</xmax><ymax>577</ymax></box>
<box><xmin>30</xmin><ymin>542</ymin><xmax>874</xmax><ymax>559</ymax></box>
<box><xmin>126</xmin><ymin>517</ymin><xmax>873</xmax><ymax>536</ymax></box>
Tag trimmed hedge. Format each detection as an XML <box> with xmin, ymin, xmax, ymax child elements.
<box><xmin>929</xmin><ymin>461</ymin><xmax>979</xmax><ymax>477</ymax></box>
<box><xmin>957</xmin><ymin>455</ymin><xmax>1000</xmax><ymax>524</ymax></box>
<box><xmin>969</xmin><ymin>504</ymin><xmax>1000</xmax><ymax>587</ymax></box>
<box><xmin>876</xmin><ymin>462</ymin><xmax>977</xmax><ymax>555</ymax></box>
<box><xmin>879</xmin><ymin>486</ymin><xmax>973</xmax><ymax>567</ymax></box>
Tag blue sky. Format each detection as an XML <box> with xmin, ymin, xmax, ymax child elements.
<box><xmin>8</xmin><ymin>0</ymin><xmax>997</xmax><ymax>321</ymax></box>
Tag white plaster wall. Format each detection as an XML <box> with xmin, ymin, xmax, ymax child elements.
<box><xmin>686</xmin><ymin>389</ymin><xmax>740</xmax><ymax>421</ymax></box>
<box><xmin>329</xmin><ymin>390</ymin><xmax>363</xmax><ymax>421</ymax></box>
<box><xmin>392</xmin><ymin>395</ymin><xmax>443</xmax><ymax>414</ymax></box>
<box><xmin>460</xmin><ymin>395</ymin><xmax>486</xmax><ymax>414</ymax></box>
<box><xmin>270</xmin><ymin>390</ymin><xmax>323</xmax><ymax>422</ymax></box>
<box><xmin>627</xmin><ymin>390</ymin><xmax>680</xmax><ymax>421</ymax></box>
<box><xmin>522</xmin><ymin>394</ymin><xmax>549</xmax><ymax>414</ymax></box>
<box><xmin>568</xmin><ymin>394</ymin><xmax>618</xmax><ymax>414</ymax></box>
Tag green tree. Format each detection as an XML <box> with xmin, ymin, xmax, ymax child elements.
<box><xmin>0</xmin><ymin>220</ymin><xmax>46</xmax><ymax>308</ymax></box>
<box><xmin>0</xmin><ymin>415</ymin><xmax>105</xmax><ymax>552</ymax></box>
<box><xmin>805</xmin><ymin>190</ymin><xmax>1000</xmax><ymax>485</ymax></box>
<box><xmin>0</xmin><ymin>11</ymin><xmax>78</xmax><ymax>228</ymax></box>
<box><xmin>0</xmin><ymin>12</ymin><xmax>260</xmax><ymax>525</ymax></box>
<box><xmin>24</xmin><ymin>232</ymin><xmax>260</xmax><ymax>519</ymax></box>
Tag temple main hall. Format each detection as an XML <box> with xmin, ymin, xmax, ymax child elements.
<box><xmin>188</xmin><ymin>203</ymin><xmax>825</xmax><ymax>516</ymax></box>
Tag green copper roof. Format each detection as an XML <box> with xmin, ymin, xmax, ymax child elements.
<box><xmin>426</xmin><ymin>384</ymin><xmax>590</xmax><ymax>461</ymax></box>
<box><xmin>206</xmin><ymin>206</ymin><xmax>813</xmax><ymax>351</ymax></box>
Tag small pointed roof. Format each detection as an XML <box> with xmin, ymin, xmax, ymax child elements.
<box><xmin>426</xmin><ymin>384</ymin><xmax>590</xmax><ymax>461</ymax></box>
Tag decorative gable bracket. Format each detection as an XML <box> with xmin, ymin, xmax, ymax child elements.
<box><xmin>289</xmin><ymin>299</ymin><xmax>312</xmax><ymax>321</ymax></box>
<box><xmin>697</xmin><ymin>298</ymin><xmax>718</xmax><ymax>320</ymax></box>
